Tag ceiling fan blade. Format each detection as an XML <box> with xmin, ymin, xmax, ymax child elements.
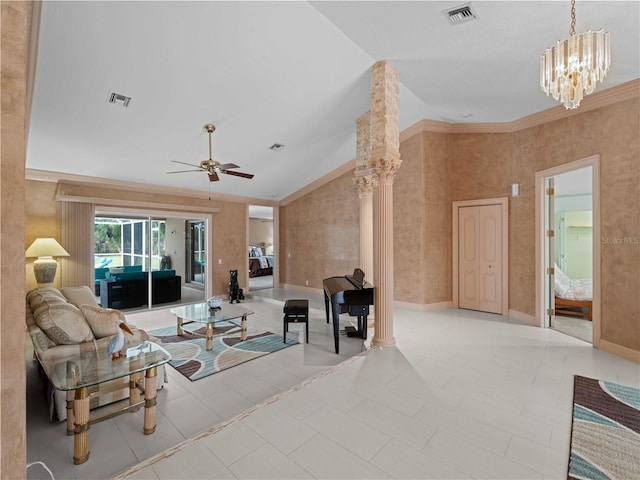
<box><xmin>217</xmin><ymin>163</ymin><xmax>239</xmax><ymax>170</ymax></box>
<box><xmin>171</xmin><ymin>160</ymin><xmax>204</xmax><ymax>169</ymax></box>
<box><xmin>166</xmin><ymin>169</ymin><xmax>202</xmax><ymax>174</ymax></box>
<box><xmin>208</xmin><ymin>172</ymin><xmax>220</xmax><ymax>182</ymax></box>
<box><xmin>221</xmin><ymin>169</ymin><xmax>254</xmax><ymax>179</ymax></box>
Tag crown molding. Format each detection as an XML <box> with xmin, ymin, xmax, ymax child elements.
<box><xmin>280</xmin><ymin>159</ymin><xmax>356</xmax><ymax>206</ymax></box>
<box><xmin>25</xmin><ymin>168</ymin><xmax>278</xmax><ymax>207</ymax></box>
<box><xmin>27</xmin><ymin>79</ymin><xmax>638</xmax><ymax>209</ymax></box>
<box><xmin>411</xmin><ymin>79</ymin><xmax>640</xmax><ymax>135</ymax></box>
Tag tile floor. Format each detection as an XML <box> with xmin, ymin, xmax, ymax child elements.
<box><xmin>26</xmin><ymin>288</ymin><xmax>639</xmax><ymax>480</ymax></box>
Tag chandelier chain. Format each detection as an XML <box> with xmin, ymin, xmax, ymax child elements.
<box><xmin>569</xmin><ymin>0</ymin><xmax>576</xmax><ymax>37</ymax></box>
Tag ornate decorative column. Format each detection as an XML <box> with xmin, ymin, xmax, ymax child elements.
<box><xmin>368</xmin><ymin>60</ymin><xmax>402</xmax><ymax>347</ymax></box>
<box><xmin>353</xmin><ymin>111</ymin><xmax>376</xmax><ymax>286</ymax></box>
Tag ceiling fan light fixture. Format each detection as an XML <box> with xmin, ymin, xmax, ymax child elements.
<box><xmin>540</xmin><ymin>0</ymin><xmax>610</xmax><ymax>109</ymax></box>
<box><xmin>166</xmin><ymin>123</ymin><xmax>254</xmax><ymax>182</ymax></box>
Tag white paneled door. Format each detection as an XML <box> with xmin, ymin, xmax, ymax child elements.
<box><xmin>458</xmin><ymin>204</ymin><xmax>503</xmax><ymax>314</ymax></box>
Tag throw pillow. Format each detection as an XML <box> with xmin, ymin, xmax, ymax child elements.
<box><xmin>27</xmin><ymin>288</ymin><xmax>67</xmax><ymax>312</ymax></box>
<box><xmin>80</xmin><ymin>304</ymin><xmax>127</xmax><ymax>339</ymax></box>
<box><xmin>35</xmin><ymin>303</ymin><xmax>95</xmax><ymax>345</ymax></box>
<box><xmin>61</xmin><ymin>285</ymin><xmax>99</xmax><ymax>308</ymax></box>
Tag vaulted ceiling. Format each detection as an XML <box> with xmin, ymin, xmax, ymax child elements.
<box><xmin>27</xmin><ymin>1</ymin><xmax>640</xmax><ymax>201</ymax></box>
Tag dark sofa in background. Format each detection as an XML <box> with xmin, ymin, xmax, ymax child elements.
<box><xmin>99</xmin><ymin>268</ymin><xmax>181</xmax><ymax>309</ymax></box>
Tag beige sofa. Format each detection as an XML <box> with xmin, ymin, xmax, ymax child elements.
<box><xmin>26</xmin><ymin>286</ymin><xmax>167</xmax><ymax>421</ymax></box>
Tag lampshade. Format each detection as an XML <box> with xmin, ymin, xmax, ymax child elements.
<box><xmin>26</xmin><ymin>238</ymin><xmax>69</xmax><ymax>285</ymax></box>
<box><xmin>25</xmin><ymin>238</ymin><xmax>70</xmax><ymax>258</ymax></box>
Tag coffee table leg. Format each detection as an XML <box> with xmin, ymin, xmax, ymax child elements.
<box><xmin>143</xmin><ymin>367</ymin><xmax>158</xmax><ymax>435</ymax></box>
<box><xmin>129</xmin><ymin>357</ymin><xmax>141</xmax><ymax>409</ymax></box>
<box><xmin>241</xmin><ymin>314</ymin><xmax>247</xmax><ymax>341</ymax></box>
<box><xmin>73</xmin><ymin>387</ymin><xmax>90</xmax><ymax>464</ymax></box>
<box><xmin>66</xmin><ymin>391</ymin><xmax>75</xmax><ymax>435</ymax></box>
<box><xmin>206</xmin><ymin>322</ymin><xmax>213</xmax><ymax>350</ymax></box>
<box><xmin>177</xmin><ymin>316</ymin><xmax>183</xmax><ymax>336</ymax></box>
<box><xmin>66</xmin><ymin>360</ymin><xmax>79</xmax><ymax>435</ymax></box>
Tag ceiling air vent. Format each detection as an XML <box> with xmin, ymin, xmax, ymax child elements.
<box><xmin>269</xmin><ymin>143</ymin><xmax>285</xmax><ymax>152</ymax></box>
<box><xmin>107</xmin><ymin>92</ymin><xmax>131</xmax><ymax>107</ymax></box>
<box><xmin>443</xmin><ymin>3</ymin><xmax>479</xmax><ymax>25</ymax></box>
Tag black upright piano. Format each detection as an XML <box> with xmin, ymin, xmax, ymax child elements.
<box><xmin>323</xmin><ymin>268</ymin><xmax>375</xmax><ymax>354</ymax></box>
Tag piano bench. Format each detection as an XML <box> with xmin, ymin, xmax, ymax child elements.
<box><xmin>283</xmin><ymin>299</ymin><xmax>309</xmax><ymax>344</ymax></box>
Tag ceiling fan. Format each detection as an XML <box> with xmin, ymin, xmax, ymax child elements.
<box><xmin>167</xmin><ymin>124</ymin><xmax>254</xmax><ymax>182</ymax></box>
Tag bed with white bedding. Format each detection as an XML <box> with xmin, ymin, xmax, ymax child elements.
<box><xmin>554</xmin><ymin>264</ymin><xmax>592</xmax><ymax>321</ymax></box>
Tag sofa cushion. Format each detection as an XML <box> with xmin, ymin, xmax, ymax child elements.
<box><xmin>62</xmin><ymin>285</ymin><xmax>99</xmax><ymax>308</ymax></box>
<box><xmin>80</xmin><ymin>304</ymin><xmax>126</xmax><ymax>338</ymax></box>
<box><xmin>106</xmin><ymin>271</ymin><xmax>147</xmax><ymax>281</ymax></box>
<box><xmin>27</xmin><ymin>287</ymin><xmax>67</xmax><ymax>312</ymax></box>
<box><xmin>35</xmin><ymin>303</ymin><xmax>95</xmax><ymax>345</ymax></box>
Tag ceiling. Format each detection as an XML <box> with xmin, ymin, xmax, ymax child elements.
<box><xmin>27</xmin><ymin>1</ymin><xmax>639</xmax><ymax>202</ymax></box>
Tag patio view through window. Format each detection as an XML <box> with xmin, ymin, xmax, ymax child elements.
<box><xmin>95</xmin><ymin>217</ymin><xmax>166</xmax><ymax>270</ymax></box>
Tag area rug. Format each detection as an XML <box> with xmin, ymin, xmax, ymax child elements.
<box><xmin>149</xmin><ymin>323</ymin><xmax>298</xmax><ymax>381</ymax></box>
<box><xmin>568</xmin><ymin>375</ymin><xmax>640</xmax><ymax>480</ymax></box>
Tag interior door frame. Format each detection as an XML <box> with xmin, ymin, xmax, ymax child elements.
<box><xmin>453</xmin><ymin>197</ymin><xmax>509</xmax><ymax>315</ymax></box>
<box><xmin>245</xmin><ymin>204</ymin><xmax>278</xmax><ymax>291</ymax></box>
<box><xmin>534</xmin><ymin>154</ymin><xmax>600</xmax><ymax>346</ymax></box>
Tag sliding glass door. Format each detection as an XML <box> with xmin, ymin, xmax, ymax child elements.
<box><xmin>187</xmin><ymin>220</ymin><xmax>206</xmax><ymax>286</ymax></box>
<box><xmin>95</xmin><ymin>215</ymin><xmax>193</xmax><ymax>309</ymax></box>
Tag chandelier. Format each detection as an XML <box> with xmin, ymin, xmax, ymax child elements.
<box><xmin>540</xmin><ymin>0</ymin><xmax>610</xmax><ymax>109</ymax></box>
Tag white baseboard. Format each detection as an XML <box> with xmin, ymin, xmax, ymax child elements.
<box><xmin>279</xmin><ymin>283</ymin><xmax>323</xmax><ymax>295</ymax></box>
<box><xmin>393</xmin><ymin>300</ymin><xmax>452</xmax><ymax>311</ymax></box>
<box><xmin>508</xmin><ymin>309</ymin><xmax>537</xmax><ymax>326</ymax></box>
<box><xmin>598</xmin><ymin>339</ymin><xmax>640</xmax><ymax>364</ymax></box>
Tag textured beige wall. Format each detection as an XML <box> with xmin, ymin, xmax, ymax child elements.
<box><xmin>281</xmin><ymin>99</ymin><xmax>638</xmax><ymax>354</ymax></box>
<box><xmin>449</xmin><ymin>133</ymin><xmax>513</xmax><ymax>201</ymax></box>
<box><xmin>423</xmin><ymin>131</ymin><xmax>452</xmax><ymax>304</ymax></box>
<box><xmin>249</xmin><ymin>218</ymin><xmax>273</xmax><ymax>248</ymax></box>
<box><xmin>511</xmin><ymin>99</ymin><xmax>640</xmax><ymax>351</ymax></box>
<box><xmin>394</xmin><ymin>133</ymin><xmax>425</xmax><ymax>303</ymax></box>
<box><xmin>25</xmin><ymin>180</ymin><xmax>248</xmax><ymax>298</ymax></box>
<box><xmin>1</xmin><ymin>2</ymin><xmax>29</xmax><ymax>478</ymax></box>
<box><xmin>279</xmin><ymin>171</ymin><xmax>359</xmax><ymax>288</ymax></box>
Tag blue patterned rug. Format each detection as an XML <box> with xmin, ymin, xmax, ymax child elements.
<box><xmin>568</xmin><ymin>375</ymin><xmax>640</xmax><ymax>480</ymax></box>
<box><xmin>149</xmin><ymin>323</ymin><xmax>298</xmax><ymax>381</ymax></box>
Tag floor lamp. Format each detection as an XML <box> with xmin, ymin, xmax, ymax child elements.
<box><xmin>25</xmin><ymin>238</ymin><xmax>70</xmax><ymax>286</ymax></box>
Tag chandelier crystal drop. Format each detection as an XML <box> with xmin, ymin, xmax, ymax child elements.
<box><xmin>540</xmin><ymin>0</ymin><xmax>610</xmax><ymax>109</ymax></box>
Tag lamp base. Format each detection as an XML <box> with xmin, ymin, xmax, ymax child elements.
<box><xmin>33</xmin><ymin>257</ymin><xmax>58</xmax><ymax>285</ymax></box>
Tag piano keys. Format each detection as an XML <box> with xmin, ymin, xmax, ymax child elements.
<box><xmin>322</xmin><ymin>268</ymin><xmax>375</xmax><ymax>354</ymax></box>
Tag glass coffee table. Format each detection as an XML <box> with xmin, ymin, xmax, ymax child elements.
<box><xmin>38</xmin><ymin>340</ymin><xmax>171</xmax><ymax>465</ymax></box>
<box><xmin>170</xmin><ymin>302</ymin><xmax>254</xmax><ymax>351</ymax></box>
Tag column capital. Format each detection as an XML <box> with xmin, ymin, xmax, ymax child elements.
<box><xmin>368</xmin><ymin>148</ymin><xmax>402</xmax><ymax>178</ymax></box>
<box><xmin>353</xmin><ymin>174</ymin><xmax>377</xmax><ymax>195</ymax></box>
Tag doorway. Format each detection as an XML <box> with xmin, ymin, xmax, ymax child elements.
<box><xmin>453</xmin><ymin>197</ymin><xmax>509</xmax><ymax>315</ymax></box>
<box><xmin>535</xmin><ymin>156</ymin><xmax>600</xmax><ymax>346</ymax></box>
<box><xmin>248</xmin><ymin>205</ymin><xmax>275</xmax><ymax>291</ymax></box>
<box><xmin>186</xmin><ymin>220</ymin><xmax>206</xmax><ymax>286</ymax></box>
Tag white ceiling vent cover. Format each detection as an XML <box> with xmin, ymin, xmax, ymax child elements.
<box><xmin>108</xmin><ymin>92</ymin><xmax>131</xmax><ymax>107</ymax></box>
<box><xmin>443</xmin><ymin>3</ymin><xmax>479</xmax><ymax>25</ymax></box>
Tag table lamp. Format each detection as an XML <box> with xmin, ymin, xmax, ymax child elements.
<box><xmin>25</xmin><ymin>238</ymin><xmax>70</xmax><ymax>285</ymax></box>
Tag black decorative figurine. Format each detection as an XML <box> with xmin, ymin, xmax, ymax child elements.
<box><xmin>229</xmin><ymin>269</ymin><xmax>244</xmax><ymax>304</ymax></box>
